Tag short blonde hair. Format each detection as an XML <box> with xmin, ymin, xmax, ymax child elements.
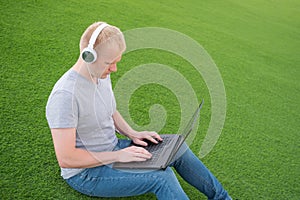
<box><xmin>79</xmin><ymin>22</ymin><xmax>126</xmax><ymax>54</ymax></box>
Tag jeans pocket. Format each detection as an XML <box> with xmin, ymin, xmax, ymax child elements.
<box><xmin>67</xmin><ymin>169</ymin><xmax>95</xmax><ymax>196</ymax></box>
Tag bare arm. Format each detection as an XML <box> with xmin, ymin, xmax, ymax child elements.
<box><xmin>112</xmin><ymin>110</ymin><xmax>162</xmax><ymax>146</ymax></box>
<box><xmin>51</xmin><ymin>128</ymin><xmax>152</xmax><ymax>168</ymax></box>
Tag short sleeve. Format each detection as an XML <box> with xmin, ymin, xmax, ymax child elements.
<box><xmin>46</xmin><ymin>90</ymin><xmax>78</xmax><ymax>128</ymax></box>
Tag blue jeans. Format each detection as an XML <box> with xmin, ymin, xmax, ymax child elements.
<box><xmin>66</xmin><ymin>139</ymin><xmax>231</xmax><ymax>200</ymax></box>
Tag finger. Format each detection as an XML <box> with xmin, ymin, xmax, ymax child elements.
<box><xmin>133</xmin><ymin>139</ymin><xmax>148</xmax><ymax>147</ymax></box>
<box><xmin>147</xmin><ymin>132</ymin><xmax>163</xmax><ymax>143</ymax></box>
<box><xmin>129</xmin><ymin>148</ymin><xmax>152</xmax><ymax>160</ymax></box>
<box><xmin>146</xmin><ymin>136</ymin><xmax>159</xmax><ymax>144</ymax></box>
<box><xmin>132</xmin><ymin>157</ymin><xmax>148</xmax><ymax>162</ymax></box>
<box><xmin>156</xmin><ymin>134</ymin><xmax>163</xmax><ymax>141</ymax></box>
<box><xmin>148</xmin><ymin>131</ymin><xmax>163</xmax><ymax>141</ymax></box>
<box><xmin>134</xmin><ymin>152</ymin><xmax>152</xmax><ymax>160</ymax></box>
<box><xmin>133</xmin><ymin>147</ymin><xmax>152</xmax><ymax>156</ymax></box>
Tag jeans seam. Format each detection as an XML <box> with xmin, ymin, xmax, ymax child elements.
<box><xmin>68</xmin><ymin>165</ymin><xmax>188</xmax><ymax>199</ymax></box>
<box><xmin>178</xmin><ymin>156</ymin><xmax>217</xmax><ymax>196</ymax></box>
<box><xmin>87</xmin><ymin>171</ymin><xmax>185</xmax><ymax>199</ymax></box>
<box><xmin>67</xmin><ymin>175</ymin><xmax>93</xmax><ymax>195</ymax></box>
<box><xmin>150</xmin><ymin>173</ymin><xmax>186</xmax><ymax>200</ymax></box>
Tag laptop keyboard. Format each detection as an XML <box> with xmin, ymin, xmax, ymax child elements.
<box><xmin>143</xmin><ymin>135</ymin><xmax>173</xmax><ymax>165</ymax></box>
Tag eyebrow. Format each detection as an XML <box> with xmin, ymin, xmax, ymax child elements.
<box><xmin>104</xmin><ymin>57</ymin><xmax>121</xmax><ymax>65</ymax></box>
<box><xmin>104</xmin><ymin>61</ymin><xmax>113</xmax><ymax>65</ymax></box>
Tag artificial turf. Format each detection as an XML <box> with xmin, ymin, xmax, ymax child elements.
<box><xmin>1</xmin><ymin>0</ymin><xmax>299</xmax><ymax>199</ymax></box>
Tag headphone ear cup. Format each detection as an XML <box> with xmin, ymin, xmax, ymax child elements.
<box><xmin>81</xmin><ymin>47</ymin><xmax>97</xmax><ymax>63</ymax></box>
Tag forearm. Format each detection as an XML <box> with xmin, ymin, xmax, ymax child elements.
<box><xmin>51</xmin><ymin>127</ymin><xmax>152</xmax><ymax>169</ymax></box>
<box><xmin>112</xmin><ymin>110</ymin><xmax>163</xmax><ymax>146</ymax></box>
<box><xmin>58</xmin><ymin>148</ymin><xmax>120</xmax><ymax>169</ymax></box>
<box><xmin>51</xmin><ymin>128</ymin><xmax>122</xmax><ymax>169</ymax></box>
<box><xmin>113</xmin><ymin>110</ymin><xmax>137</xmax><ymax>138</ymax></box>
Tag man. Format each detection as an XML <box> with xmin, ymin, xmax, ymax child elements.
<box><xmin>46</xmin><ymin>21</ymin><xmax>231</xmax><ymax>199</ymax></box>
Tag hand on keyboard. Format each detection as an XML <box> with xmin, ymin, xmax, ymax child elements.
<box><xmin>118</xmin><ymin>146</ymin><xmax>152</xmax><ymax>162</ymax></box>
<box><xmin>129</xmin><ymin>131</ymin><xmax>163</xmax><ymax>147</ymax></box>
<box><xmin>132</xmin><ymin>138</ymin><xmax>162</xmax><ymax>147</ymax></box>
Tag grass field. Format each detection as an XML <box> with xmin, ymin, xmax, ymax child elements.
<box><xmin>1</xmin><ymin>0</ymin><xmax>299</xmax><ymax>199</ymax></box>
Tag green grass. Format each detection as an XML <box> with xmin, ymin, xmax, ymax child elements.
<box><xmin>1</xmin><ymin>0</ymin><xmax>299</xmax><ymax>199</ymax></box>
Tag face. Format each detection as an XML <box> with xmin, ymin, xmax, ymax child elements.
<box><xmin>89</xmin><ymin>44</ymin><xmax>123</xmax><ymax>79</ymax></box>
<box><xmin>100</xmin><ymin>54</ymin><xmax>122</xmax><ymax>79</ymax></box>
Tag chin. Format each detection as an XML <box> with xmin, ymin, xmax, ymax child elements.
<box><xmin>100</xmin><ymin>74</ymin><xmax>108</xmax><ymax>79</ymax></box>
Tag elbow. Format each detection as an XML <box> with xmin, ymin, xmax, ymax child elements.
<box><xmin>56</xmin><ymin>155</ymin><xmax>76</xmax><ymax>168</ymax></box>
<box><xmin>57</xmin><ymin>158</ymin><xmax>71</xmax><ymax>168</ymax></box>
<box><xmin>54</xmin><ymin>148</ymin><xmax>80</xmax><ymax>168</ymax></box>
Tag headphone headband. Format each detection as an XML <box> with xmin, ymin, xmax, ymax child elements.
<box><xmin>88</xmin><ymin>23</ymin><xmax>109</xmax><ymax>49</ymax></box>
<box><xmin>82</xmin><ymin>23</ymin><xmax>109</xmax><ymax>63</ymax></box>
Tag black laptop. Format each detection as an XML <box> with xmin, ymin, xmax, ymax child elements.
<box><xmin>113</xmin><ymin>99</ymin><xmax>204</xmax><ymax>170</ymax></box>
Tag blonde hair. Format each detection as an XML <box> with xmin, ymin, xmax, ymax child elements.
<box><xmin>79</xmin><ymin>22</ymin><xmax>126</xmax><ymax>54</ymax></box>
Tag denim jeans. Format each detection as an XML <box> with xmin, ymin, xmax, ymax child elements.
<box><xmin>66</xmin><ymin>139</ymin><xmax>231</xmax><ymax>200</ymax></box>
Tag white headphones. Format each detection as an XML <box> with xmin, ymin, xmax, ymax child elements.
<box><xmin>81</xmin><ymin>23</ymin><xmax>109</xmax><ymax>63</ymax></box>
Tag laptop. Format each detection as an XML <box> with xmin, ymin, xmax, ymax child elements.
<box><xmin>113</xmin><ymin>99</ymin><xmax>204</xmax><ymax>170</ymax></box>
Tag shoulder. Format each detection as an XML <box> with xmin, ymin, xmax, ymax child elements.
<box><xmin>52</xmin><ymin>70</ymin><xmax>79</xmax><ymax>93</ymax></box>
<box><xmin>46</xmin><ymin>70</ymin><xmax>79</xmax><ymax>111</ymax></box>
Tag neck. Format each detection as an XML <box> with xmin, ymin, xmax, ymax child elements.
<box><xmin>72</xmin><ymin>59</ymin><xmax>98</xmax><ymax>84</ymax></box>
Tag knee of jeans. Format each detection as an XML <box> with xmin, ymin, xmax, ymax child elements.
<box><xmin>153</xmin><ymin>168</ymin><xmax>189</xmax><ymax>199</ymax></box>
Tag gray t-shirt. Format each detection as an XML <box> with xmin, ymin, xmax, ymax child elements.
<box><xmin>46</xmin><ymin>69</ymin><xmax>118</xmax><ymax>179</ymax></box>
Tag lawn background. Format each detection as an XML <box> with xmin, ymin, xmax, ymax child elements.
<box><xmin>1</xmin><ymin>0</ymin><xmax>299</xmax><ymax>199</ymax></box>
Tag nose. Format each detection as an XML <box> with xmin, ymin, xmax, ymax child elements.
<box><xmin>109</xmin><ymin>64</ymin><xmax>117</xmax><ymax>72</ymax></box>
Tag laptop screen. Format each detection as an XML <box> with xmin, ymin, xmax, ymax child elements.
<box><xmin>180</xmin><ymin>99</ymin><xmax>204</xmax><ymax>140</ymax></box>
